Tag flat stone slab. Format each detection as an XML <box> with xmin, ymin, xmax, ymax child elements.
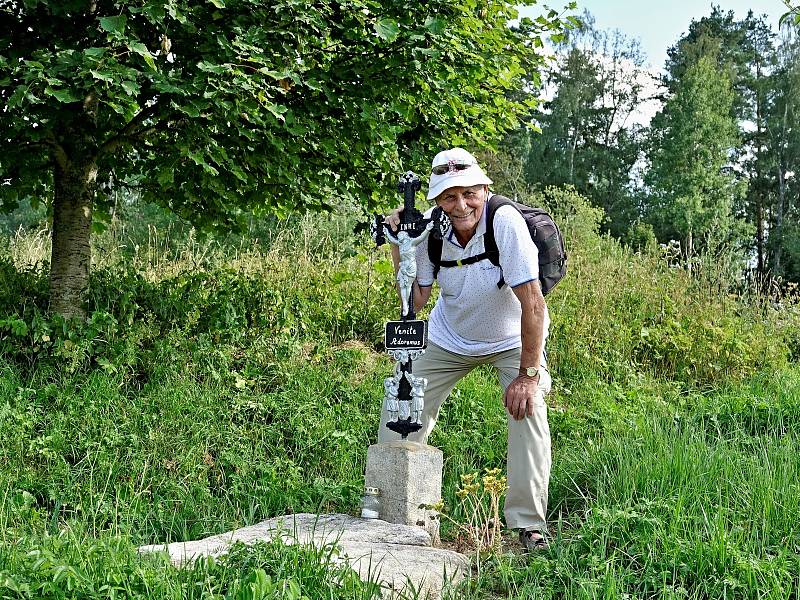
<box><xmin>337</xmin><ymin>541</ymin><xmax>470</xmax><ymax>599</ymax></box>
<box><xmin>138</xmin><ymin>513</ymin><xmax>469</xmax><ymax>599</ymax></box>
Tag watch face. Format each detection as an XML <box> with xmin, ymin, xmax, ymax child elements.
<box><xmin>526</xmin><ymin>367</ymin><xmax>539</xmax><ymax>377</ymax></box>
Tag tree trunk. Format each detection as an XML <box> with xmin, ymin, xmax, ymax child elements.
<box><xmin>756</xmin><ymin>197</ymin><xmax>764</xmax><ymax>276</ymax></box>
<box><xmin>49</xmin><ymin>159</ymin><xmax>96</xmax><ymax>319</ymax></box>
<box><xmin>773</xmin><ymin>103</ymin><xmax>789</xmax><ymax>277</ymax></box>
<box><xmin>755</xmin><ymin>63</ymin><xmax>765</xmax><ymax>278</ymax></box>
<box><xmin>774</xmin><ymin>158</ymin><xmax>786</xmax><ymax>276</ymax></box>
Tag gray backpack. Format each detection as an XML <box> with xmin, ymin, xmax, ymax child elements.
<box><xmin>427</xmin><ymin>194</ymin><xmax>567</xmax><ymax>295</ymax></box>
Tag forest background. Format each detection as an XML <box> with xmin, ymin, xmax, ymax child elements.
<box><xmin>2</xmin><ymin>1</ymin><xmax>800</xmax><ymax>598</ymax></box>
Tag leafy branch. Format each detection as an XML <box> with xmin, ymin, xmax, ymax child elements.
<box><xmin>780</xmin><ymin>1</ymin><xmax>800</xmax><ymax>26</ymax></box>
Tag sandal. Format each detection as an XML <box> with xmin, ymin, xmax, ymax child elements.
<box><xmin>519</xmin><ymin>529</ymin><xmax>549</xmax><ymax>552</ymax></box>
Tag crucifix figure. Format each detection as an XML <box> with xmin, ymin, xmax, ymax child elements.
<box><xmin>383</xmin><ymin>221</ymin><xmax>434</xmax><ymax>317</ymax></box>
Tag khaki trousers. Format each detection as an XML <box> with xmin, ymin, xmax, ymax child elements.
<box><xmin>377</xmin><ymin>342</ymin><xmax>552</xmax><ymax>531</ymax></box>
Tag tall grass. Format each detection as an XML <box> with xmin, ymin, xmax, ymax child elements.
<box><xmin>449</xmin><ymin>401</ymin><xmax>800</xmax><ymax>598</ymax></box>
<box><xmin>0</xmin><ymin>532</ymin><xmax>384</xmax><ymax>599</ymax></box>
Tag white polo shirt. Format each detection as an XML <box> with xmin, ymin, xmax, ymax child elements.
<box><xmin>416</xmin><ymin>199</ymin><xmax>550</xmax><ymax>357</ymax></box>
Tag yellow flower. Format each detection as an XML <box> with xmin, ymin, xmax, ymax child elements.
<box><xmin>460</xmin><ymin>473</ymin><xmax>477</xmax><ymax>485</ymax></box>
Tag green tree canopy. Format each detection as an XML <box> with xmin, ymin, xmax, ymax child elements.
<box><xmin>644</xmin><ymin>55</ymin><xmax>746</xmax><ymax>260</ymax></box>
<box><xmin>767</xmin><ymin>22</ymin><xmax>800</xmax><ymax>279</ymax></box>
<box><xmin>1</xmin><ymin>0</ymin><xmax>569</xmax><ymax>317</ymax></box>
<box><xmin>665</xmin><ymin>10</ymin><xmax>739</xmax><ymax>72</ymax></box>
<box><xmin>520</xmin><ymin>16</ymin><xmax>649</xmax><ymax>237</ymax></box>
<box><xmin>780</xmin><ymin>0</ymin><xmax>800</xmax><ymax>26</ymax></box>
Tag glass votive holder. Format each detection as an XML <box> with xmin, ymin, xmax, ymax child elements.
<box><xmin>360</xmin><ymin>486</ymin><xmax>381</xmax><ymax>519</ymax></box>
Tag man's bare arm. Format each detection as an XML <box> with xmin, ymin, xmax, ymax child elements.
<box><xmin>503</xmin><ymin>279</ymin><xmax>546</xmax><ymax>420</ymax></box>
<box><xmin>512</xmin><ymin>279</ymin><xmax>546</xmax><ymax>375</ymax></box>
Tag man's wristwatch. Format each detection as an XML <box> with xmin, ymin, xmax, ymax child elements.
<box><xmin>520</xmin><ymin>366</ymin><xmax>540</xmax><ymax>379</ymax></box>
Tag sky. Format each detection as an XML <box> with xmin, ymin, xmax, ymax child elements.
<box><xmin>520</xmin><ymin>1</ymin><xmax>787</xmax><ymax>72</ymax></box>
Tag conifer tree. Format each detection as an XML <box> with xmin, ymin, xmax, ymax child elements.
<box><xmin>644</xmin><ymin>55</ymin><xmax>746</xmax><ymax>262</ymax></box>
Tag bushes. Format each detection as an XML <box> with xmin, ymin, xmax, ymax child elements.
<box><xmin>0</xmin><ymin>247</ymin><xmax>396</xmax><ymax>385</ymax></box>
<box><xmin>523</xmin><ymin>186</ymin><xmax>794</xmax><ymax>388</ymax></box>
<box><xmin>1</xmin><ymin>189</ymin><xmax>796</xmax><ymax>390</ymax></box>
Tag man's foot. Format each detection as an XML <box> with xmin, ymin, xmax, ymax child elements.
<box><xmin>518</xmin><ymin>529</ymin><xmax>548</xmax><ymax>552</ymax></box>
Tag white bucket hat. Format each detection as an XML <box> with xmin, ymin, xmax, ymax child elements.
<box><xmin>426</xmin><ymin>147</ymin><xmax>493</xmax><ymax>200</ymax></box>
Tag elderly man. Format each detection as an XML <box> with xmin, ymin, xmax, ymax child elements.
<box><xmin>382</xmin><ymin>147</ymin><xmax>552</xmax><ymax>551</ymax></box>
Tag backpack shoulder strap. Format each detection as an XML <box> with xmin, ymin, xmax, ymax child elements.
<box><xmin>484</xmin><ymin>194</ymin><xmax>516</xmax><ymax>267</ymax></box>
<box><xmin>427</xmin><ymin>231</ymin><xmax>443</xmax><ymax>280</ymax></box>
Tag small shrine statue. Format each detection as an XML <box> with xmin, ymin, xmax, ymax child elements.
<box><xmin>383</xmin><ymin>376</ymin><xmax>400</xmax><ymax>421</ymax></box>
<box><xmin>383</xmin><ymin>221</ymin><xmax>434</xmax><ymax>317</ymax></box>
<box><xmin>368</xmin><ymin>171</ymin><xmax>435</xmax><ymax>439</ymax></box>
<box><xmin>405</xmin><ymin>372</ymin><xmax>428</xmax><ymax>425</ymax></box>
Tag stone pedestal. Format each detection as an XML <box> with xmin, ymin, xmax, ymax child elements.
<box><xmin>364</xmin><ymin>440</ymin><xmax>443</xmax><ymax>543</ymax></box>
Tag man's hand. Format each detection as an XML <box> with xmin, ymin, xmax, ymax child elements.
<box><xmin>504</xmin><ymin>375</ymin><xmax>539</xmax><ymax>420</ymax></box>
<box><xmin>384</xmin><ymin>206</ymin><xmax>403</xmax><ymax>230</ymax></box>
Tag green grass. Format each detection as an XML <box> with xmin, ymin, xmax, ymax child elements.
<box><xmin>2</xmin><ymin>195</ymin><xmax>800</xmax><ymax>598</ymax></box>
<box><xmin>449</xmin><ymin>419</ymin><xmax>800</xmax><ymax>598</ymax></box>
<box><xmin>0</xmin><ymin>348</ymin><xmax>380</xmax><ymax>545</ymax></box>
<box><xmin>0</xmin><ymin>531</ymin><xmax>383</xmax><ymax>599</ymax></box>
<box><xmin>440</xmin><ymin>370</ymin><xmax>800</xmax><ymax>598</ymax></box>
<box><xmin>3</xmin><ymin>350</ymin><xmax>799</xmax><ymax>598</ymax></box>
